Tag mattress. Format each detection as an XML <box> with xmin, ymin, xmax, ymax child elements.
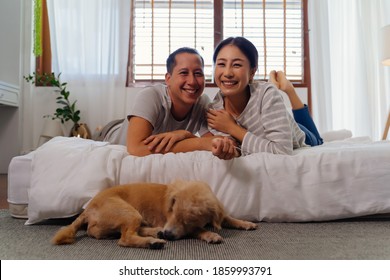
<box><xmin>7</xmin><ymin>152</ymin><xmax>35</xmax><ymax>218</ymax></box>
<box><xmin>7</xmin><ymin>137</ymin><xmax>128</xmax><ymax>221</ymax></box>
<box><xmin>7</xmin><ymin>135</ymin><xmax>390</xmax><ymax>224</ymax></box>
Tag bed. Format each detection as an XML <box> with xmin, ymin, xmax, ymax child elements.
<box><xmin>7</xmin><ymin>132</ymin><xmax>390</xmax><ymax>225</ymax></box>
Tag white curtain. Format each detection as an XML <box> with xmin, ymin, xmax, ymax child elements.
<box><xmin>46</xmin><ymin>0</ymin><xmax>131</xmax><ymax>134</ymax></box>
<box><xmin>309</xmin><ymin>0</ymin><xmax>390</xmax><ymax>140</ymax></box>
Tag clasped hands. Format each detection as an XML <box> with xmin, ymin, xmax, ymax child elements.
<box><xmin>210</xmin><ymin>137</ymin><xmax>240</xmax><ymax>160</ymax></box>
<box><xmin>207</xmin><ymin>108</ymin><xmax>240</xmax><ymax>159</ymax></box>
<box><xmin>143</xmin><ymin>109</ymin><xmax>240</xmax><ymax>159</ymax></box>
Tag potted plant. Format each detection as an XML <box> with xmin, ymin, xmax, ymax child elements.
<box><xmin>24</xmin><ymin>72</ymin><xmax>90</xmax><ymax>138</ymax></box>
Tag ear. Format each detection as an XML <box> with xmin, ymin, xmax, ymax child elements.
<box><xmin>168</xmin><ymin>196</ymin><xmax>176</xmax><ymax>212</ymax></box>
<box><xmin>165</xmin><ymin>185</ymin><xmax>178</xmax><ymax>213</ymax></box>
<box><xmin>249</xmin><ymin>67</ymin><xmax>257</xmax><ymax>82</ymax></box>
<box><xmin>166</xmin><ymin>180</ymin><xmax>183</xmax><ymax>202</ymax></box>
<box><xmin>165</xmin><ymin>72</ymin><xmax>171</xmax><ymax>85</ymax></box>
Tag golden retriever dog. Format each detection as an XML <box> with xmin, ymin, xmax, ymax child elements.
<box><xmin>52</xmin><ymin>180</ymin><xmax>257</xmax><ymax>249</ymax></box>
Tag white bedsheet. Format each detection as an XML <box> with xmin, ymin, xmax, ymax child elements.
<box><xmin>120</xmin><ymin>137</ymin><xmax>390</xmax><ymax>222</ymax></box>
<box><xmin>26</xmin><ymin>136</ymin><xmax>390</xmax><ymax>224</ymax></box>
<box><xmin>26</xmin><ymin>137</ymin><xmax>128</xmax><ymax>225</ymax></box>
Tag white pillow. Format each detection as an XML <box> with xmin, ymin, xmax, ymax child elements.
<box><xmin>321</xmin><ymin>129</ymin><xmax>353</xmax><ymax>142</ymax></box>
<box><xmin>26</xmin><ymin>137</ymin><xmax>128</xmax><ymax>225</ymax></box>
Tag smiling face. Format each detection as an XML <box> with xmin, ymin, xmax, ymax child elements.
<box><xmin>165</xmin><ymin>52</ymin><xmax>205</xmax><ymax>119</ymax></box>
<box><xmin>214</xmin><ymin>44</ymin><xmax>256</xmax><ymax>97</ymax></box>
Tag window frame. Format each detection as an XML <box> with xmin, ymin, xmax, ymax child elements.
<box><xmin>127</xmin><ymin>0</ymin><xmax>310</xmax><ymax>87</ymax></box>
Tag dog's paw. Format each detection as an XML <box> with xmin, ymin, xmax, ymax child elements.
<box><xmin>223</xmin><ymin>216</ymin><xmax>258</xmax><ymax>231</ymax></box>
<box><xmin>149</xmin><ymin>239</ymin><xmax>166</xmax><ymax>250</ymax></box>
<box><xmin>201</xmin><ymin>232</ymin><xmax>223</xmax><ymax>244</ymax></box>
<box><xmin>240</xmin><ymin>221</ymin><xmax>258</xmax><ymax>230</ymax></box>
<box><xmin>139</xmin><ymin>226</ymin><xmax>164</xmax><ymax>238</ymax></box>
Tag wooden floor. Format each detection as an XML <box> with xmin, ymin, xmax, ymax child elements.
<box><xmin>0</xmin><ymin>174</ymin><xmax>8</xmax><ymax>209</ymax></box>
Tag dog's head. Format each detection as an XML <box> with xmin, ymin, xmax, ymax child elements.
<box><xmin>162</xmin><ymin>180</ymin><xmax>225</xmax><ymax>240</ymax></box>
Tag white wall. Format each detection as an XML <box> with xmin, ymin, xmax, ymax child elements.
<box><xmin>0</xmin><ymin>1</ymin><xmax>21</xmax><ymax>85</ymax></box>
<box><xmin>0</xmin><ymin>0</ymin><xmax>22</xmax><ymax>173</ymax></box>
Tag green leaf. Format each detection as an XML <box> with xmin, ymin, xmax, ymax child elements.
<box><xmin>24</xmin><ymin>71</ymin><xmax>81</xmax><ymax>126</ymax></box>
<box><xmin>56</xmin><ymin>101</ymin><xmax>68</xmax><ymax>106</ymax></box>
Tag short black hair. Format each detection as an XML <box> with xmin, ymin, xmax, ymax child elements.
<box><xmin>213</xmin><ymin>37</ymin><xmax>258</xmax><ymax>69</ymax></box>
<box><xmin>166</xmin><ymin>47</ymin><xmax>204</xmax><ymax>74</ymax></box>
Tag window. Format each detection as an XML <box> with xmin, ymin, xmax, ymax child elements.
<box><xmin>127</xmin><ymin>0</ymin><xmax>310</xmax><ymax>86</ymax></box>
<box><xmin>37</xmin><ymin>0</ymin><xmax>310</xmax><ymax>88</ymax></box>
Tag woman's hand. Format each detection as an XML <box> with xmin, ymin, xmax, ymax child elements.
<box><xmin>211</xmin><ymin>137</ymin><xmax>240</xmax><ymax>160</ymax></box>
<box><xmin>143</xmin><ymin>130</ymin><xmax>194</xmax><ymax>153</ymax></box>
<box><xmin>207</xmin><ymin>109</ymin><xmax>237</xmax><ymax>134</ymax></box>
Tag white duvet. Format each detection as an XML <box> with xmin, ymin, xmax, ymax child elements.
<box><xmin>27</xmin><ymin>136</ymin><xmax>390</xmax><ymax>224</ymax></box>
<box><xmin>27</xmin><ymin>137</ymin><xmax>128</xmax><ymax>225</ymax></box>
<box><xmin>120</xmin><ymin>137</ymin><xmax>390</xmax><ymax>222</ymax></box>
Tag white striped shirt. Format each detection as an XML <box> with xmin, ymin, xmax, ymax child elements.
<box><xmin>210</xmin><ymin>81</ymin><xmax>306</xmax><ymax>155</ymax></box>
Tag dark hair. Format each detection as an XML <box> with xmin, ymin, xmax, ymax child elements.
<box><xmin>166</xmin><ymin>47</ymin><xmax>204</xmax><ymax>74</ymax></box>
<box><xmin>213</xmin><ymin>37</ymin><xmax>258</xmax><ymax>69</ymax></box>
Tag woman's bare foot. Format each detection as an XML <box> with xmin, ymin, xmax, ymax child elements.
<box><xmin>268</xmin><ymin>70</ymin><xmax>304</xmax><ymax>110</ymax></box>
<box><xmin>268</xmin><ymin>71</ymin><xmax>294</xmax><ymax>94</ymax></box>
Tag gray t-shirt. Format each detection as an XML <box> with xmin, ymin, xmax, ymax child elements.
<box><xmin>114</xmin><ymin>84</ymin><xmax>210</xmax><ymax>145</ymax></box>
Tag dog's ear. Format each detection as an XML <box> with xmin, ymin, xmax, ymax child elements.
<box><xmin>168</xmin><ymin>196</ymin><xmax>176</xmax><ymax>212</ymax></box>
<box><xmin>166</xmin><ymin>181</ymin><xmax>185</xmax><ymax>213</ymax></box>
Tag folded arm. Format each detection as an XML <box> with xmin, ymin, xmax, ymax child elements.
<box><xmin>127</xmin><ymin>116</ymin><xmax>238</xmax><ymax>159</ymax></box>
<box><xmin>207</xmin><ymin>88</ymin><xmax>294</xmax><ymax>155</ymax></box>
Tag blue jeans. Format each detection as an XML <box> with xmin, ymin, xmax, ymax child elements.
<box><xmin>293</xmin><ymin>105</ymin><xmax>323</xmax><ymax>146</ymax></box>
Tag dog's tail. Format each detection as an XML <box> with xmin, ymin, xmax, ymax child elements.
<box><xmin>51</xmin><ymin>211</ymin><xmax>87</xmax><ymax>245</ymax></box>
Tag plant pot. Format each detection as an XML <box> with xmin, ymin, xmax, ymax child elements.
<box><xmin>70</xmin><ymin>123</ymin><xmax>91</xmax><ymax>139</ymax></box>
